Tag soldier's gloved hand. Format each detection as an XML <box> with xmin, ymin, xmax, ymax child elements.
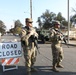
<box><xmin>29</xmin><ymin>28</ymin><xmax>35</xmax><ymax>34</ymax></box>
<box><xmin>21</xmin><ymin>29</ymin><xmax>26</xmax><ymax>37</ymax></box>
<box><xmin>34</xmin><ymin>32</ymin><xmax>38</xmax><ymax>38</ymax></box>
<box><xmin>29</xmin><ymin>31</ymin><xmax>34</xmax><ymax>36</ymax></box>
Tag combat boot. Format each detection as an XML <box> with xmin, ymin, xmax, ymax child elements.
<box><xmin>26</xmin><ymin>67</ymin><xmax>31</xmax><ymax>74</ymax></box>
<box><xmin>26</xmin><ymin>71</ymin><xmax>31</xmax><ymax>75</ymax></box>
<box><xmin>57</xmin><ymin>64</ymin><xmax>64</xmax><ymax>68</ymax></box>
<box><xmin>52</xmin><ymin>64</ymin><xmax>59</xmax><ymax>72</ymax></box>
<box><xmin>31</xmin><ymin>67</ymin><xmax>38</xmax><ymax>72</ymax></box>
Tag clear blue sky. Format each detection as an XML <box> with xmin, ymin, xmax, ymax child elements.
<box><xmin>0</xmin><ymin>0</ymin><xmax>76</xmax><ymax>31</ymax></box>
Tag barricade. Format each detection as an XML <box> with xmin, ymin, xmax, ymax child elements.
<box><xmin>2</xmin><ymin>58</ymin><xmax>19</xmax><ymax>72</ymax></box>
<box><xmin>0</xmin><ymin>39</ymin><xmax>22</xmax><ymax>72</ymax></box>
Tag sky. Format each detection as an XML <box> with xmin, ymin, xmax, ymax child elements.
<box><xmin>0</xmin><ymin>0</ymin><xmax>76</xmax><ymax>31</ymax></box>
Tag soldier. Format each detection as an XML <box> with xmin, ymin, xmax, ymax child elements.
<box><xmin>49</xmin><ymin>21</ymin><xmax>64</xmax><ymax>72</ymax></box>
<box><xmin>20</xmin><ymin>18</ymin><xmax>38</xmax><ymax>73</ymax></box>
<box><xmin>0</xmin><ymin>32</ymin><xmax>1</xmax><ymax>42</ymax></box>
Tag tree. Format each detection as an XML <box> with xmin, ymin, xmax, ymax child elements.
<box><xmin>0</xmin><ymin>20</ymin><xmax>6</xmax><ymax>34</ymax></box>
<box><xmin>14</xmin><ymin>20</ymin><xmax>23</xmax><ymax>28</ymax></box>
<box><xmin>10</xmin><ymin>20</ymin><xmax>23</xmax><ymax>35</ymax></box>
<box><xmin>61</xmin><ymin>20</ymin><xmax>68</xmax><ymax>28</ymax></box>
<box><xmin>70</xmin><ymin>7</ymin><xmax>76</xmax><ymax>27</ymax></box>
<box><xmin>55</xmin><ymin>12</ymin><xmax>65</xmax><ymax>22</ymax></box>
<box><xmin>37</xmin><ymin>17</ymin><xmax>42</xmax><ymax>29</ymax></box>
<box><xmin>37</xmin><ymin>10</ymin><xmax>67</xmax><ymax>29</ymax></box>
<box><xmin>70</xmin><ymin>15</ymin><xmax>76</xmax><ymax>24</ymax></box>
<box><xmin>38</xmin><ymin>9</ymin><xmax>56</xmax><ymax>29</ymax></box>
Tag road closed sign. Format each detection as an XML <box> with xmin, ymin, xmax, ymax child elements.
<box><xmin>0</xmin><ymin>42</ymin><xmax>22</xmax><ymax>58</ymax></box>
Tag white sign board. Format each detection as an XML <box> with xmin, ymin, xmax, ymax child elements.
<box><xmin>0</xmin><ymin>42</ymin><xmax>22</xmax><ymax>58</ymax></box>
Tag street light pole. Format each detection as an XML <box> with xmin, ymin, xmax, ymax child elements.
<box><xmin>30</xmin><ymin>0</ymin><xmax>32</xmax><ymax>19</ymax></box>
<box><xmin>67</xmin><ymin>0</ymin><xmax>70</xmax><ymax>44</ymax></box>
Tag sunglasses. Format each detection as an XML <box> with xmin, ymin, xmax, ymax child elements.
<box><xmin>55</xmin><ymin>24</ymin><xmax>59</xmax><ymax>25</ymax></box>
<box><xmin>28</xmin><ymin>22</ymin><xmax>32</xmax><ymax>23</ymax></box>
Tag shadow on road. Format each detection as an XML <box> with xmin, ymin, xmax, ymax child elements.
<box><xmin>0</xmin><ymin>65</ymin><xmax>76</xmax><ymax>75</ymax></box>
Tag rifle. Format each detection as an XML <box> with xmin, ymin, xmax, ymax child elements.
<box><xmin>54</xmin><ymin>29</ymin><xmax>69</xmax><ymax>48</ymax></box>
<box><xmin>30</xmin><ymin>35</ymin><xmax>40</xmax><ymax>54</ymax></box>
<box><xmin>21</xmin><ymin>26</ymin><xmax>41</xmax><ymax>53</ymax></box>
<box><xmin>63</xmin><ymin>35</ymin><xmax>69</xmax><ymax>48</ymax></box>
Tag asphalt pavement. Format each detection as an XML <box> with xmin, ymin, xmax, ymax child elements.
<box><xmin>0</xmin><ymin>35</ymin><xmax>76</xmax><ymax>75</ymax></box>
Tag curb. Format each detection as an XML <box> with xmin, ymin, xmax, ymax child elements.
<box><xmin>45</xmin><ymin>41</ymin><xmax>76</xmax><ymax>46</ymax></box>
<box><xmin>62</xmin><ymin>43</ymin><xmax>76</xmax><ymax>47</ymax></box>
<box><xmin>39</xmin><ymin>40</ymin><xmax>76</xmax><ymax>47</ymax></box>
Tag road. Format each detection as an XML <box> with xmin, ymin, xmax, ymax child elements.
<box><xmin>0</xmin><ymin>34</ymin><xmax>76</xmax><ymax>75</ymax></box>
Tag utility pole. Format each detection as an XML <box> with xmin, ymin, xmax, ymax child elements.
<box><xmin>30</xmin><ymin>0</ymin><xmax>32</xmax><ymax>19</ymax></box>
<box><xmin>67</xmin><ymin>0</ymin><xmax>70</xmax><ymax>44</ymax></box>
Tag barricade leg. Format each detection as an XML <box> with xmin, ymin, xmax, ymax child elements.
<box><xmin>2</xmin><ymin>58</ymin><xmax>19</xmax><ymax>72</ymax></box>
<box><xmin>3</xmin><ymin>65</ymin><xmax>18</xmax><ymax>72</ymax></box>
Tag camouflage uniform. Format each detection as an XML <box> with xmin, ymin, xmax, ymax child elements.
<box><xmin>0</xmin><ymin>33</ymin><xmax>1</xmax><ymax>42</ymax></box>
<box><xmin>49</xmin><ymin>21</ymin><xmax>64</xmax><ymax>72</ymax></box>
<box><xmin>20</xmin><ymin>21</ymin><xmax>38</xmax><ymax>72</ymax></box>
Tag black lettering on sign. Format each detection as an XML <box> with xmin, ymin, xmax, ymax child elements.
<box><xmin>14</xmin><ymin>44</ymin><xmax>17</xmax><ymax>48</ymax></box>
<box><xmin>11</xmin><ymin>44</ymin><xmax>17</xmax><ymax>48</ymax></box>
<box><xmin>6</xmin><ymin>44</ymin><xmax>10</xmax><ymax>49</ymax></box>
<box><xmin>0</xmin><ymin>52</ymin><xmax>1</xmax><ymax>57</ymax></box>
<box><xmin>2</xmin><ymin>44</ymin><xmax>5</xmax><ymax>49</ymax></box>
<box><xmin>18</xmin><ymin>50</ymin><xmax>22</xmax><ymax>55</ymax></box>
<box><xmin>3</xmin><ymin>52</ymin><xmax>6</xmax><ymax>56</ymax></box>
<box><xmin>11</xmin><ymin>44</ymin><xmax>13</xmax><ymax>48</ymax></box>
<box><xmin>6</xmin><ymin>51</ymin><xmax>10</xmax><ymax>56</ymax></box>
<box><xmin>14</xmin><ymin>50</ymin><xmax>17</xmax><ymax>55</ymax></box>
<box><xmin>11</xmin><ymin>51</ymin><xmax>14</xmax><ymax>55</ymax></box>
<box><xmin>2</xmin><ymin>44</ymin><xmax>18</xmax><ymax>49</ymax></box>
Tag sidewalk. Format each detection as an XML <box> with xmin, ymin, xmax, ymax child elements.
<box><xmin>45</xmin><ymin>40</ymin><xmax>76</xmax><ymax>46</ymax></box>
<box><xmin>66</xmin><ymin>40</ymin><xmax>76</xmax><ymax>46</ymax></box>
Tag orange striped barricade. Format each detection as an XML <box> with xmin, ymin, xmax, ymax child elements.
<box><xmin>2</xmin><ymin>58</ymin><xmax>19</xmax><ymax>72</ymax></box>
<box><xmin>0</xmin><ymin>41</ymin><xmax>22</xmax><ymax>72</ymax></box>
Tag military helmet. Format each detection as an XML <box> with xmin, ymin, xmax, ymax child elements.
<box><xmin>25</xmin><ymin>18</ymin><xmax>33</xmax><ymax>23</ymax></box>
<box><xmin>52</xmin><ymin>21</ymin><xmax>60</xmax><ymax>26</ymax></box>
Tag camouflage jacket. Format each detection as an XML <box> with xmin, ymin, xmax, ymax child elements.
<box><xmin>49</xmin><ymin>28</ymin><xmax>63</xmax><ymax>44</ymax></box>
<box><xmin>20</xmin><ymin>26</ymin><xmax>38</xmax><ymax>49</ymax></box>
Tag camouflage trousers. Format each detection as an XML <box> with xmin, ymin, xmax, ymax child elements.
<box><xmin>51</xmin><ymin>44</ymin><xmax>64</xmax><ymax>66</ymax></box>
<box><xmin>22</xmin><ymin>42</ymin><xmax>37</xmax><ymax>71</ymax></box>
